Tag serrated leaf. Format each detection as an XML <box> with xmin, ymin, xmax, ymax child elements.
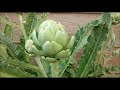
<box><xmin>59</xmin><ymin>58</ymin><xmax>68</xmax><ymax>73</ymax></box>
<box><xmin>16</xmin><ymin>12</ymin><xmax>24</xmax><ymax>16</ymax></box>
<box><xmin>59</xmin><ymin>17</ymin><xmax>100</xmax><ymax>77</ymax></box>
<box><xmin>4</xmin><ymin>24</ymin><xmax>13</xmax><ymax>39</ymax></box>
<box><xmin>87</xmin><ymin>63</ymin><xmax>104</xmax><ymax>78</ymax></box>
<box><xmin>112</xmin><ymin>48</ymin><xmax>120</xmax><ymax>56</ymax></box>
<box><xmin>0</xmin><ymin>62</ymin><xmax>36</xmax><ymax>78</ymax></box>
<box><xmin>0</xmin><ymin>56</ymin><xmax>39</xmax><ymax>71</ymax></box>
<box><xmin>39</xmin><ymin>12</ymin><xmax>48</xmax><ymax>24</ymax></box>
<box><xmin>0</xmin><ymin>44</ymin><xmax>8</xmax><ymax>59</ymax></box>
<box><xmin>18</xmin><ymin>34</ymin><xmax>30</xmax><ymax>62</ymax></box>
<box><xmin>36</xmin><ymin>12</ymin><xmax>48</xmax><ymax>30</ymax></box>
<box><xmin>24</xmin><ymin>12</ymin><xmax>37</xmax><ymax>37</ymax></box>
<box><xmin>108</xmin><ymin>33</ymin><xmax>116</xmax><ymax>51</ymax></box>
<box><xmin>0</xmin><ymin>41</ymin><xmax>38</xmax><ymax>72</ymax></box>
<box><xmin>106</xmin><ymin>65</ymin><xmax>120</xmax><ymax>72</ymax></box>
<box><xmin>76</xmin><ymin>13</ymin><xmax>112</xmax><ymax>77</ymax></box>
<box><xmin>0</xmin><ymin>32</ymin><xmax>18</xmax><ymax>59</ymax></box>
<box><xmin>85</xmin><ymin>63</ymin><xmax>120</xmax><ymax>78</ymax></box>
<box><xmin>15</xmin><ymin>45</ymin><xmax>25</xmax><ymax>60</ymax></box>
<box><xmin>65</xmin><ymin>65</ymin><xmax>76</xmax><ymax>77</ymax></box>
<box><xmin>40</xmin><ymin>59</ymin><xmax>51</xmax><ymax>77</ymax></box>
<box><xmin>0</xmin><ymin>16</ymin><xmax>16</xmax><ymax>26</ymax></box>
<box><xmin>0</xmin><ymin>32</ymin><xmax>28</xmax><ymax>62</ymax></box>
<box><xmin>71</xmin><ymin>20</ymin><xmax>100</xmax><ymax>53</ymax></box>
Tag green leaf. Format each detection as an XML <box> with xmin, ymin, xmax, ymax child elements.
<box><xmin>0</xmin><ymin>41</ymin><xmax>38</xmax><ymax>72</ymax></box>
<box><xmin>65</xmin><ymin>65</ymin><xmax>76</xmax><ymax>77</ymax></box>
<box><xmin>0</xmin><ymin>32</ymin><xmax>18</xmax><ymax>59</ymax></box>
<box><xmin>40</xmin><ymin>59</ymin><xmax>51</xmax><ymax>77</ymax></box>
<box><xmin>18</xmin><ymin>34</ymin><xmax>30</xmax><ymax>62</ymax></box>
<box><xmin>0</xmin><ymin>32</ymin><xmax>28</xmax><ymax>62</ymax></box>
<box><xmin>112</xmin><ymin>48</ymin><xmax>120</xmax><ymax>56</ymax></box>
<box><xmin>4</xmin><ymin>24</ymin><xmax>13</xmax><ymax>39</ymax></box>
<box><xmin>39</xmin><ymin>12</ymin><xmax>48</xmax><ymax>24</ymax></box>
<box><xmin>108</xmin><ymin>33</ymin><xmax>116</xmax><ymax>51</ymax></box>
<box><xmin>76</xmin><ymin>13</ymin><xmax>112</xmax><ymax>77</ymax></box>
<box><xmin>0</xmin><ymin>61</ymin><xmax>36</xmax><ymax>78</ymax></box>
<box><xmin>0</xmin><ymin>16</ymin><xmax>16</xmax><ymax>26</ymax></box>
<box><xmin>71</xmin><ymin>20</ymin><xmax>100</xmax><ymax>53</ymax></box>
<box><xmin>0</xmin><ymin>43</ymin><xmax>8</xmax><ymax>59</ymax></box>
<box><xmin>59</xmin><ymin>17</ymin><xmax>100</xmax><ymax>77</ymax></box>
<box><xmin>83</xmin><ymin>62</ymin><xmax>120</xmax><ymax>78</ymax></box>
<box><xmin>16</xmin><ymin>45</ymin><xmax>26</xmax><ymax>60</ymax></box>
<box><xmin>16</xmin><ymin>12</ymin><xmax>24</xmax><ymax>16</ymax></box>
<box><xmin>87</xmin><ymin>63</ymin><xmax>104</xmax><ymax>78</ymax></box>
<box><xmin>59</xmin><ymin>59</ymin><xmax>68</xmax><ymax>73</ymax></box>
<box><xmin>0</xmin><ymin>56</ymin><xmax>39</xmax><ymax>71</ymax></box>
<box><xmin>36</xmin><ymin>12</ymin><xmax>48</xmax><ymax>30</ymax></box>
<box><xmin>106</xmin><ymin>65</ymin><xmax>120</xmax><ymax>72</ymax></box>
<box><xmin>102</xmin><ymin>65</ymin><xmax>120</xmax><ymax>78</ymax></box>
<box><xmin>24</xmin><ymin>12</ymin><xmax>37</xmax><ymax>37</ymax></box>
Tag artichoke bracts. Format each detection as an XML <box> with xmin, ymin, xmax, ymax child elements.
<box><xmin>25</xmin><ymin>20</ymin><xmax>74</xmax><ymax>62</ymax></box>
<box><xmin>111</xmin><ymin>13</ymin><xmax>120</xmax><ymax>25</ymax></box>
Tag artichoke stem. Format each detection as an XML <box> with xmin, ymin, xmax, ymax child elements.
<box><xmin>18</xmin><ymin>15</ymin><xmax>27</xmax><ymax>41</ymax></box>
<box><xmin>34</xmin><ymin>56</ymin><xmax>48</xmax><ymax>77</ymax></box>
<box><xmin>50</xmin><ymin>61</ymin><xmax>59</xmax><ymax>77</ymax></box>
<box><xmin>25</xmin><ymin>53</ymin><xmax>30</xmax><ymax>63</ymax></box>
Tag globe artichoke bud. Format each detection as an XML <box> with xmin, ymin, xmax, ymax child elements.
<box><xmin>25</xmin><ymin>20</ymin><xmax>75</xmax><ymax>62</ymax></box>
<box><xmin>111</xmin><ymin>13</ymin><xmax>120</xmax><ymax>25</ymax></box>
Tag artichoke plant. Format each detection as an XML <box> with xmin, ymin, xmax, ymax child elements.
<box><xmin>111</xmin><ymin>13</ymin><xmax>120</xmax><ymax>25</ymax></box>
<box><xmin>25</xmin><ymin>20</ymin><xmax>74</xmax><ymax>62</ymax></box>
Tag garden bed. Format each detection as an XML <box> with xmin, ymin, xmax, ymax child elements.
<box><xmin>0</xmin><ymin>13</ymin><xmax>119</xmax><ymax>66</ymax></box>
<box><xmin>0</xmin><ymin>12</ymin><xmax>120</xmax><ymax>77</ymax></box>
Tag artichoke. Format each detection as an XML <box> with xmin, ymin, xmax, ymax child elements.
<box><xmin>111</xmin><ymin>13</ymin><xmax>120</xmax><ymax>25</ymax></box>
<box><xmin>25</xmin><ymin>20</ymin><xmax>74</xmax><ymax>62</ymax></box>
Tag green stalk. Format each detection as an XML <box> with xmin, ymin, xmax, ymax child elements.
<box><xmin>18</xmin><ymin>15</ymin><xmax>30</xmax><ymax>62</ymax></box>
<box><xmin>18</xmin><ymin>15</ymin><xmax>27</xmax><ymax>42</ymax></box>
<box><xmin>25</xmin><ymin>53</ymin><xmax>30</xmax><ymax>63</ymax></box>
<box><xmin>50</xmin><ymin>61</ymin><xmax>59</xmax><ymax>77</ymax></box>
<box><xmin>59</xmin><ymin>60</ymin><xmax>69</xmax><ymax>77</ymax></box>
<box><xmin>34</xmin><ymin>56</ymin><xmax>48</xmax><ymax>77</ymax></box>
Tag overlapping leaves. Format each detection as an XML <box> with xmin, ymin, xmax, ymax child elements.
<box><xmin>75</xmin><ymin>13</ymin><xmax>112</xmax><ymax>77</ymax></box>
